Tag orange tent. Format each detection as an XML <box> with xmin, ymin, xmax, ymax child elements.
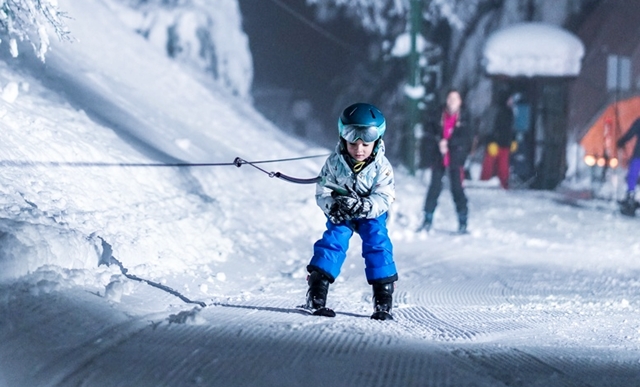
<box><xmin>580</xmin><ymin>96</ymin><xmax>640</xmax><ymax>167</ymax></box>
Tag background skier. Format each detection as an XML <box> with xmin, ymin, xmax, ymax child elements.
<box><xmin>305</xmin><ymin>103</ymin><xmax>398</xmax><ymax>320</ymax></box>
<box><xmin>418</xmin><ymin>89</ymin><xmax>473</xmax><ymax>233</ymax></box>
<box><xmin>616</xmin><ymin>117</ymin><xmax>640</xmax><ymax>216</ymax></box>
<box><xmin>480</xmin><ymin>93</ymin><xmax>516</xmax><ymax>189</ymax></box>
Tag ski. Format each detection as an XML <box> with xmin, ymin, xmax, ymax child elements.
<box><xmin>371</xmin><ymin>311</ymin><xmax>394</xmax><ymax>321</ymax></box>
<box><xmin>312</xmin><ymin>307</ymin><xmax>337</xmax><ymax>317</ymax></box>
<box><xmin>420</xmin><ymin>228</ymin><xmax>469</xmax><ymax>236</ymax></box>
<box><xmin>296</xmin><ymin>305</ymin><xmax>336</xmax><ymax>318</ymax></box>
<box><xmin>297</xmin><ymin>305</ymin><xmax>396</xmax><ymax>320</ymax></box>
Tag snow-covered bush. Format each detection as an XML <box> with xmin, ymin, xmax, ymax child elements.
<box><xmin>306</xmin><ymin>0</ymin><xmax>478</xmax><ymax>35</ymax></box>
<box><xmin>0</xmin><ymin>0</ymin><xmax>71</xmax><ymax>60</ymax></box>
<box><xmin>107</xmin><ymin>0</ymin><xmax>253</xmax><ymax>99</ymax></box>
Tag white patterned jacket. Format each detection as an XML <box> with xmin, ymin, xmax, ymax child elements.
<box><xmin>316</xmin><ymin>140</ymin><xmax>395</xmax><ymax>219</ymax></box>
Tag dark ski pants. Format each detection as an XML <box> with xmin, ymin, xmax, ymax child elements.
<box><xmin>308</xmin><ymin>213</ymin><xmax>397</xmax><ymax>284</ymax></box>
<box><xmin>423</xmin><ymin>164</ymin><xmax>468</xmax><ymax>215</ymax></box>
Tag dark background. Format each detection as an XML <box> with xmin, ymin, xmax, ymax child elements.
<box><xmin>238</xmin><ymin>0</ymin><xmax>372</xmax><ymax>148</ymax></box>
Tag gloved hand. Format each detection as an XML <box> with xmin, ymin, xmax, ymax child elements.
<box><xmin>487</xmin><ymin>142</ymin><xmax>499</xmax><ymax>157</ymax></box>
<box><xmin>332</xmin><ymin>186</ymin><xmax>371</xmax><ymax>220</ymax></box>
<box><xmin>328</xmin><ymin>202</ymin><xmax>349</xmax><ymax>224</ymax></box>
<box><xmin>438</xmin><ymin>139</ymin><xmax>449</xmax><ymax>155</ymax></box>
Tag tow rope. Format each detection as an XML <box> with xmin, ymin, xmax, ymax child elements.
<box><xmin>0</xmin><ymin>154</ymin><xmax>327</xmax><ymax>169</ymax></box>
<box><xmin>109</xmin><ymin>255</ymin><xmax>207</xmax><ymax>308</ymax></box>
<box><xmin>98</xmin><ymin>237</ymin><xmax>207</xmax><ymax>308</ymax></box>
<box><xmin>233</xmin><ymin>157</ymin><xmax>321</xmax><ymax>184</ymax></box>
<box><xmin>1</xmin><ymin>154</ymin><xmax>349</xmax><ymax>193</ymax></box>
<box><xmin>233</xmin><ymin>157</ymin><xmax>347</xmax><ymax>194</ymax></box>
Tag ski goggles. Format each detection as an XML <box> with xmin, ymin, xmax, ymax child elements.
<box><xmin>339</xmin><ymin>124</ymin><xmax>384</xmax><ymax>143</ymax></box>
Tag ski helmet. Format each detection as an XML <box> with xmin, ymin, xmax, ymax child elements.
<box><xmin>338</xmin><ymin>103</ymin><xmax>386</xmax><ymax>143</ymax></box>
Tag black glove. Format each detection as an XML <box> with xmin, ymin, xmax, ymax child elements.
<box><xmin>328</xmin><ymin>202</ymin><xmax>349</xmax><ymax>224</ymax></box>
<box><xmin>333</xmin><ymin>186</ymin><xmax>371</xmax><ymax>219</ymax></box>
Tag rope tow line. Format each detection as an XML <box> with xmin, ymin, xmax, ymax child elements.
<box><xmin>0</xmin><ymin>153</ymin><xmax>349</xmax><ymax>193</ymax></box>
<box><xmin>0</xmin><ymin>153</ymin><xmax>328</xmax><ymax>168</ymax></box>
<box><xmin>109</xmin><ymin>255</ymin><xmax>207</xmax><ymax>308</ymax></box>
<box><xmin>98</xmin><ymin>237</ymin><xmax>207</xmax><ymax>308</ymax></box>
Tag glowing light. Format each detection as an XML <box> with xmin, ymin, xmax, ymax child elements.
<box><xmin>609</xmin><ymin>158</ymin><xmax>619</xmax><ymax>168</ymax></box>
<box><xmin>597</xmin><ymin>157</ymin><xmax>606</xmax><ymax>167</ymax></box>
<box><xmin>584</xmin><ymin>155</ymin><xmax>596</xmax><ymax>166</ymax></box>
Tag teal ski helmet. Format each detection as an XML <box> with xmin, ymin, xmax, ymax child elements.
<box><xmin>338</xmin><ymin>103</ymin><xmax>386</xmax><ymax>143</ymax></box>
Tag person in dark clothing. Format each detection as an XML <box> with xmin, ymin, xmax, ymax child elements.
<box><xmin>616</xmin><ymin>117</ymin><xmax>640</xmax><ymax>216</ymax></box>
<box><xmin>480</xmin><ymin>94</ymin><xmax>516</xmax><ymax>189</ymax></box>
<box><xmin>418</xmin><ymin>89</ymin><xmax>473</xmax><ymax>233</ymax></box>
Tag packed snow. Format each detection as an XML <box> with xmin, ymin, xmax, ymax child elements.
<box><xmin>0</xmin><ymin>1</ymin><xmax>639</xmax><ymax>386</ymax></box>
<box><xmin>483</xmin><ymin>22</ymin><xmax>585</xmax><ymax>77</ymax></box>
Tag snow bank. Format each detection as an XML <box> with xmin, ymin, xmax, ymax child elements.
<box><xmin>0</xmin><ymin>0</ymin><xmax>325</xmax><ymax>290</ymax></box>
<box><xmin>0</xmin><ymin>57</ymin><xmax>231</xmax><ymax>283</ymax></box>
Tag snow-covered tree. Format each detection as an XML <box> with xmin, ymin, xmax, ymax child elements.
<box><xmin>106</xmin><ymin>0</ymin><xmax>253</xmax><ymax>99</ymax></box>
<box><xmin>0</xmin><ymin>0</ymin><xmax>71</xmax><ymax>61</ymax></box>
<box><xmin>306</xmin><ymin>0</ymin><xmax>478</xmax><ymax>35</ymax></box>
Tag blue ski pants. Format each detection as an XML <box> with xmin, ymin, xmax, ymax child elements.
<box><xmin>308</xmin><ymin>213</ymin><xmax>397</xmax><ymax>284</ymax></box>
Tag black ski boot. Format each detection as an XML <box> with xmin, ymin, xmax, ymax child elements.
<box><xmin>620</xmin><ymin>191</ymin><xmax>638</xmax><ymax>217</ymax></box>
<box><xmin>305</xmin><ymin>271</ymin><xmax>335</xmax><ymax>317</ymax></box>
<box><xmin>371</xmin><ymin>282</ymin><xmax>394</xmax><ymax>321</ymax></box>
<box><xmin>417</xmin><ymin>212</ymin><xmax>433</xmax><ymax>232</ymax></box>
<box><xmin>457</xmin><ymin>210</ymin><xmax>468</xmax><ymax>233</ymax></box>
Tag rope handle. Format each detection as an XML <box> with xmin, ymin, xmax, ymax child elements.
<box><xmin>235</xmin><ymin>157</ymin><xmax>348</xmax><ymax>195</ymax></box>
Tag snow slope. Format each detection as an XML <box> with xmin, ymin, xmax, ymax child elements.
<box><xmin>1</xmin><ymin>1</ymin><xmax>640</xmax><ymax>386</ymax></box>
<box><xmin>0</xmin><ymin>0</ymin><xmax>326</xmax><ymax>283</ymax></box>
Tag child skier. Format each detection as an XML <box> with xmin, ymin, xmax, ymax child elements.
<box><xmin>305</xmin><ymin>102</ymin><xmax>398</xmax><ymax>321</ymax></box>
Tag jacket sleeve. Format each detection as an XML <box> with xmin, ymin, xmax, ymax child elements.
<box><xmin>315</xmin><ymin>157</ymin><xmax>338</xmax><ymax>216</ymax></box>
<box><xmin>617</xmin><ymin>119</ymin><xmax>640</xmax><ymax>148</ymax></box>
<box><xmin>422</xmin><ymin>117</ymin><xmax>441</xmax><ymax>143</ymax></box>
<box><xmin>363</xmin><ymin>160</ymin><xmax>395</xmax><ymax>219</ymax></box>
<box><xmin>448</xmin><ymin>111</ymin><xmax>473</xmax><ymax>154</ymax></box>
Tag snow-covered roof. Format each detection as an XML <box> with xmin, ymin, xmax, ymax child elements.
<box><xmin>483</xmin><ymin>22</ymin><xmax>585</xmax><ymax>77</ymax></box>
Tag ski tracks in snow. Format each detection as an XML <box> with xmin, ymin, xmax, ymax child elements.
<box><xmin>2</xmin><ymin>257</ymin><xmax>640</xmax><ymax>387</ymax></box>
<box><xmin>3</xmin><ymin>197</ymin><xmax>640</xmax><ymax>386</ymax></box>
